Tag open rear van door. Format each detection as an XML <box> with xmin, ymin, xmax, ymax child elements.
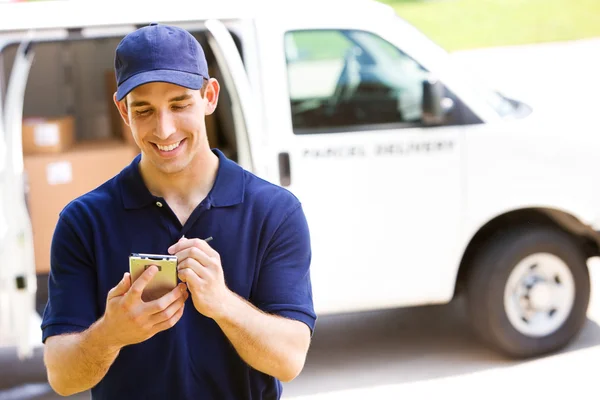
<box><xmin>0</xmin><ymin>35</ymin><xmax>39</xmax><ymax>359</ymax></box>
<box><xmin>204</xmin><ymin>18</ymin><xmax>264</xmax><ymax>174</ymax></box>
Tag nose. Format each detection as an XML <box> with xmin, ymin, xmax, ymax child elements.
<box><xmin>155</xmin><ymin>109</ymin><xmax>177</xmax><ymax>140</ymax></box>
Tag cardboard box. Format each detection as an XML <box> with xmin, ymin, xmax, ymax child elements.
<box><xmin>23</xmin><ymin>139</ymin><xmax>139</xmax><ymax>273</ymax></box>
<box><xmin>22</xmin><ymin>116</ymin><xmax>75</xmax><ymax>155</ymax></box>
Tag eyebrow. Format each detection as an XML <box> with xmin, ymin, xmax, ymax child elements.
<box><xmin>129</xmin><ymin>94</ymin><xmax>193</xmax><ymax>108</ymax></box>
<box><xmin>169</xmin><ymin>94</ymin><xmax>193</xmax><ymax>102</ymax></box>
<box><xmin>129</xmin><ymin>100</ymin><xmax>150</xmax><ymax>108</ymax></box>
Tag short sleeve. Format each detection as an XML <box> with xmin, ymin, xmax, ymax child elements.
<box><xmin>253</xmin><ymin>203</ymin><xmax>317</xmax><ymax>334</ymax></box>
<box><xmin>41</xmin><ymin>212</ymin><xmax>98</xmax><ymax>343</ymax></box>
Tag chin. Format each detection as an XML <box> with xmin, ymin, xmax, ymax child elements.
<box><xmin>149</xmin><ymin>157</ymin><xmax>190</xmax><ymax>175</ymax></box>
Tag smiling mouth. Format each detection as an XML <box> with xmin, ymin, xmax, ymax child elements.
<box><xmin>155</xmin><ymin>140</ymin><xmax>183</xmax><ymax>152</ymax></box>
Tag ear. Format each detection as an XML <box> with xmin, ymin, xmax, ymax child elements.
<box><xmin>203</xmin><ymin>78</ymin><xmax>220</xmax><ymax>116</ymax></box>
<box><xmin>113</xmin><ymin>92</ymin><xmax>130</xmax><ymax>127</ymax></box>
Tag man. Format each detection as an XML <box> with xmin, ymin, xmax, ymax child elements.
<box><xmin>41</xmin><ymin>23</ymin><xmax>316</xmax><ymax>399</ymax></box>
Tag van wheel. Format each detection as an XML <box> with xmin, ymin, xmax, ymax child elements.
<box><xmin>466</xmin><ymin>227</ymin><xmax>590</xmax><ymax>358</ymax></box>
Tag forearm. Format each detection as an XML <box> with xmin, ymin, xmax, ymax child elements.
<box><xmin>214</xmin><ymin>292</ymin><xmax>310</xmax><ymax>382</ymax></box>
<box><xmin>44</xmin><ymin>318</ymin><xmax>120</xmax><ymax>396</ymax></box>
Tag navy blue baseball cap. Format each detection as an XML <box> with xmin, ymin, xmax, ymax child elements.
<box><xmin>114</xmin><ymin>23</ymin><xmax>209</xmax><ymax>101</ymax></box>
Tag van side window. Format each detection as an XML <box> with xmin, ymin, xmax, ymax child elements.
<box><xmin>284</xmin><ymin>29</ymin><xmax>464</xmax><ymax>134</ymax></box>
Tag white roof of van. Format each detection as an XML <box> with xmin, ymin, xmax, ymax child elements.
<box><xmin>0</xmin><ymin>0</ymin><xmax>394</xmax><ymax>33</ymax></box>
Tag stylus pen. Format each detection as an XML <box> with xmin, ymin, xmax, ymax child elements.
<box><xmin>181</xmin><ymin>235</ymin><xmax>213</xmax><ymax>243</ymax></box>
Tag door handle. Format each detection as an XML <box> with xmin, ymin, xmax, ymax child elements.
<box><xmin>278</xmin><ymin>152</ymin><xmax>291</xmax><ymax>187</ymax></box>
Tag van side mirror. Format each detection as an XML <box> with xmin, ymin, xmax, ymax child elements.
<box><xmin>422</xmin><ymin>77</ymin><xmax>454</xmax><ymax>126</ymax></box>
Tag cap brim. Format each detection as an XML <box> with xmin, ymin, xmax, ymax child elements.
<box><xmin>116</xmin><ymin>69</ymin><xmax>204</xmax><ymax>101</ymax></box>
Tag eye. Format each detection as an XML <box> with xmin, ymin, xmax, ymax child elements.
<box><xmin>172</xmin><ymin>104</ymin><xmax>190</xmax><ymax>111</ymax></box>
<box><xmin>135</xmin><ymin>109</ymin><xmax>152</xmax><ymax>116</ymax></box>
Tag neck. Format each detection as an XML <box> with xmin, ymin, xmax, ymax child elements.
<box><xmin>139</xmin><ymin>149</ymin><xmax>219</xmax><ymax>208</ymax></box>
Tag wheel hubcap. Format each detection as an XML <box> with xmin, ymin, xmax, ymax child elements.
<box><xmin>528</xmin><ymin>282</ymin><xmax>553</xmax><ymax>310</ymax></box>
<box><xmin>504</xmin><ymin>253</ymin><xmax>575</xmax><ymax>337</ymax></box>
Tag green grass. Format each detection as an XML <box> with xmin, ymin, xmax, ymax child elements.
<box><xmin>379</xmin><ymin>0</ymin><xmax>600</xmax><ymax>51</ymax></box>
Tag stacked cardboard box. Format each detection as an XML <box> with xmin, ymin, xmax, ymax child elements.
<box><xmin>22</xmin><ymin>116</ymin><xmax>76</xmax><ymax>155</ymax></box>
<box><xmin>22</xmin><ymin>79</ymin><xmax>141</xmax><ymax>274</ymax></box>
<box><xmin>23</xmin><ymin>139</ymin><xmax>139</xmax><ymax>274</ymax></box>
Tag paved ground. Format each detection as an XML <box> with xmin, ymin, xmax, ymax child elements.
<box><xmin>282</xmin><ymin>259</ymin><xmax>600</xmax><ymax>399</ymax></box>
<box><xmin>6</xmin><ymin>257</ymin><xmax>600</xmax><ymax>399</ymax></box>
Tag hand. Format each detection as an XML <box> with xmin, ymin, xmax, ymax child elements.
<box><xmin>168</xmin><ymin>237</ymin><xmax>231</xmax><ymax>320</ymax></box>
<box><xmin>99</xmin><ymin>266</ymin><xmax>189</xmax><ymax>349</ymax></box>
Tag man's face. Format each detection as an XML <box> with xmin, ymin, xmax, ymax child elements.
<box><xmin>116</xmin><ymin>81</ymin><xmax>217</xmax><ymax>175</ymax></box>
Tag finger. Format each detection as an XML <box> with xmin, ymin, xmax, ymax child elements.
<box><xmin>177</xmin><ymin>258</ymin><xmax>210</xmax><ymax>280</ymax></box>
<box><xmin>192</xmin><ymin>238</ymin><xmax>220</xmax><ymax>259</ymax></box>
<box><xmin>176</xmin><ymin>247</ymin><xmax>213</xmax><ymax>267</ymax></box>
<box><xmin>168</xmin><ymin>238</ymin><xmax>195</xmax><ymax>255</ymax></box>
<box><xmin>107</xmin><ymin>272</ymin><xmax>131</xmax><ymax>300</ymax></box>
<box><xmin>169</xmin><ymin>237</ymin><xmax>217</xmax><ymax>257</ymax></box>
<box><xmin>151</xmin><ymin>302</ymin><xmax>185</xmax><ymax>334</ymax></box>
<box><xmin>127</xmin><ymin>265</ymin><xmax>159</xmax><ymax>300</ymax></box>
<box><xmin>145</xmin><ymin>283</ymin><xmax>188</xmax><ymax>314</ymax></box>
<box><xmin>175</xmin><ymin>247</ymin><xmax>208</xmax><ymax>264</ymax></box>
<box><xmin>150</xmin><ymin>290</ymin><xmax>188</xmax><ymax>325</ymax></box>
<box><xmin>178</xmin><ymin>267</ymin><xmax>204</xmax><ymax>290</ymax></box>
<box><xmin>176</xmin><ymin>246</ymin><xmax>219</xmax><ymax>272</ymax></box>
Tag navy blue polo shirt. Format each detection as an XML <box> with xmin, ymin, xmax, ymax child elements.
<box><xmin>41</xmin><ymin>149</ymin><xmax>316</xmax><ymax>400</ymax></box>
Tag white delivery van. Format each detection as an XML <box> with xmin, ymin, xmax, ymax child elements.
<box><xmin>1</xmin><ymin>0</ymin><xmax>599</xmax><ymax>360</ymax></box>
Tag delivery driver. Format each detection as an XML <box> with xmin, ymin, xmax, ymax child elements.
<box><xmin>40</xmin><ymin>23</ymin><xmax>316</xmax><ymax>399</ymax></box>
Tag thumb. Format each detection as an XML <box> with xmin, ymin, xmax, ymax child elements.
<box><xmin>108</xmin><ymin>272</ymin><xmax>131</xmax><ymax>299</ymax></box>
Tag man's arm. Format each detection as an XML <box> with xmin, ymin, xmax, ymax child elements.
<box><xmin>171</xmin><ymin>202</ymin><xmax>316</xmax><ymax>382</ymax></box>
<box><xmin>44</xmin><ymin>320</ymin><xmax>120</xmax><ymax>396</ymax></box>
<box><xmin>44</xmin><ymin>269</ymin><xmax>188</xmax><ymax>396</ymax></box>
<box><xmin>215</xmin><ymin>291</ymin><xmax>311</xmax><ymax>382</ymax></box>
<box><xmin>176</xmin><ymin>260</ymin><xmax>311</xmax><ymax>382</ymax></box>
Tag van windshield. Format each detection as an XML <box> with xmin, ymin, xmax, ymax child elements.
<box><xmin>481</xmin><ymin>89</ymin><xmax>522</xmax><ymax>118</ymax></box>
<box><xmin>390</xmin><ymin>15</ymin><xmax>524</xmax><ymax>119</ymax></box>
<box><xmin>464</xmin><ymin>72</ymin><xmax>524</xmax><ymax>118</ymax></box>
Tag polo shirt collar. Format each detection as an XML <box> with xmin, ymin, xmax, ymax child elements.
<box><xmin>119</xmin><ymin>148</ymin><xmax>245</xmax><ymax>210</ymax></box>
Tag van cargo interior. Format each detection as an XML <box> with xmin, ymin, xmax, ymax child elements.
<box><xmin>1</xmin><ymin>30</ymin><xmax>239</xmax><ymax>159</ymax></box>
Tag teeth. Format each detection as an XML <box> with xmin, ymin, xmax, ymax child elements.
<box><xmin>157</xmin><ymin>141</ymin><xmax>181</xmax><ymax>152</ymax></box>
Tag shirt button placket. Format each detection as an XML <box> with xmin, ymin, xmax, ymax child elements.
<box><xmin>155</xmin><ymin>200</ymin><xmax>175</xmax><ymax>237</ymax></box>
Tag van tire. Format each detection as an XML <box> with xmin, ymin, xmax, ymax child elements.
<box><xmin>465</xmin><ymin>226</ymin><xmax>590</xmax><ymax>358</ymax></box>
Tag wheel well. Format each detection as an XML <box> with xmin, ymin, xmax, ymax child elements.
<box><xmin>454</xmin><ymin>208</ymin><xmax>600</xmax><ymax>297</ymax></box>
